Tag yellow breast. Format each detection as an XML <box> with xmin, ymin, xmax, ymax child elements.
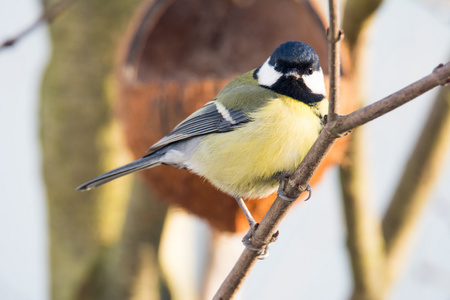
<box><xmin>189</xmin><ymin>96</ymin><xmax>328</xmax><ymax>198</ymax></box>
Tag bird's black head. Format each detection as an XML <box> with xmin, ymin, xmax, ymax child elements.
<box><xmin>254</xmin><ymin>41</ymin><xmax>326</xmax><ymax>105</ymax></box>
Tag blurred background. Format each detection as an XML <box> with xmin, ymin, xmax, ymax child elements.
<box><xmin>0</xmin><ymin>0</ymin><xmax>449</xmax><ymax>299</ymax></box>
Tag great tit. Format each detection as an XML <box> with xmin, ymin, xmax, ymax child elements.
<box><xmin>77</xmin><ymin>41</ymin><xmax>328</xmax><ymax>242</ymax></box>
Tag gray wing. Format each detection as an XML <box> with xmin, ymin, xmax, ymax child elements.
<box><xmin>148</xmin><ymin>100</ymin><xmax>250</xmax><ymax>152</ymax></box>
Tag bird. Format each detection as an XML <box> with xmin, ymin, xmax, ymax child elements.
<box><xmin>77</xmin><ymin>40</ymin><xmax>328</xmax><ymax>252</ymax></box>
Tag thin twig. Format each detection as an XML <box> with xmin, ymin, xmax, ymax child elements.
<box><xmin>326</xmin><ymin>0</ymin><xmax>342</xmax><ymax>120</ymax></box>
<box><xmin>212</xmin><ymin>249</ymin><xmax>261</xmax><ymax>300</ymax></box>
<box><xmin>338</xmin><ymin>63</ymin><xmax>450</xmax><ymax>132</ymax></box>
<box><xmin>0</xmin><ymin>0</ymin><xmax>77</xmax><ymax>50</ymax></box>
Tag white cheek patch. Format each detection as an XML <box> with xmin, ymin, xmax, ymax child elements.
<box><xmin>302</xmin><ymin>68</ymin><xmax>327</xmax><ymax>96</ymax></box>
<box><xmin>257</xmin><ymin>58</ymin><xmax>282</xmax><ymax>87</ymax></box>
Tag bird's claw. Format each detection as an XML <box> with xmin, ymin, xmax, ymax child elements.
<box><xmin>274</xmin><ymin>172</ymin><xmax>312</xmax><ymax>202</ymax></box>
<box><xmin>304</xmin><ymin>184</ymin><xmax>312</xmax><ymax>201</ymax></box>
<box><xmin>277</xmin><ymin>184</ymin><xmax>298</xmax><ymax>202</ymax></box>
<box><xmin>274</xmin><ymin>172</ymin><xmax>296</xmax><ymax>201</ymax></box>
<box><xmin>242</xmin><ymin>223</ymin><xmax>279</xmax><ymax>260</ymax></box>
<box><xmin>278</xmin><ymin>183</ymin><xmax>311</xmax><ymax>201</ymax></box>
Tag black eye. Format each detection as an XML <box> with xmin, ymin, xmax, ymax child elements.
<box><xmin>274</xmin><ymin>62</ymin><xmax>279</xmax><ymax>70</ymax></box>
<box><xmin>308</xmin><ymin>67</ymin><xmax>313</xmax><ymax>75</ymax></box>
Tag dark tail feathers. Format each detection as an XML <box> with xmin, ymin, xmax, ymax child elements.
<box><xmin>76</xmin><ymin>155</ymin><xmax>161</xmax><ymax>191</ymax></box>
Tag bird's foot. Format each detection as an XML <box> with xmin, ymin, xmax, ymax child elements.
<box><xmin>242</xmin><ymin>222</ymin><xmax>279</xmax><ymax>260</ymax></box>
<box><xmin>273</xmin><ymin>172</ymin><xmax>312</xmax><ymax>202</ymax></box>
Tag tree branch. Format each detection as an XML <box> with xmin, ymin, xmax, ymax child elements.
<box><xmin>338</xmin><ymin>63</ymin><xmax>450</xmax><ymax>132</ymax></box>
<box><xmin>0</xmin><ymin>0</ymin><xmax>77</xmax><ymax>51</ymax></box>
<box><xmin>326</xmin><ymin>0</ymin><xmax>342</xmax><ymax>120</ymax></box>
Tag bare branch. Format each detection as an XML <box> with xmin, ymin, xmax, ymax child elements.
<box><xmin>326</xmin><ymin>0</ymin><xmax>342</xmax><ymax>120</ymax></box>
<box><xmin>0</xmin><ymin>0</ymin><xmax>77</xmax><ymax>51</ymax></box>
<box><xmin>213</xmin><ymin>249</ymin><xmax>261</xmax><ymax>300</ymax></box>
<box><xmin>213</xmin><ymin>61</ymin><xmax>450</xmax><ymax>300</ymax></box>
<box><xmin>338</xmin><ymin>63</ymin><xmax>450</xmax><ymax>133</ymax></box>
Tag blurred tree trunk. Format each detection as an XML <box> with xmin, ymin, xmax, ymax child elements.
<box><xmin>340</xmin><ymin>3</ymin><xmax>388</xmax><ymax>298</ymax></box>
<box><xmin>39</xmin><ymin>0</ymin><xmax>169</xmax><ymax>299</ymax></box>
<box><xmin>104</xmin><ymin>177</ymin><xmax>170</xmax><ymax>300</ymax></box>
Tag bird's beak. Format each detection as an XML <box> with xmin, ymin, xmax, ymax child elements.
<box><xmin>286</xmin><ymin>70</ymin><xmax>301</xmax><ymax>80</ymax></box>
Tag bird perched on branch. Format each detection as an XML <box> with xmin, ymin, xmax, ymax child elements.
<box><xmin>77</xmin><ymin>41</ymin><xmax>328</xmax><ymax>251</ymax></box>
